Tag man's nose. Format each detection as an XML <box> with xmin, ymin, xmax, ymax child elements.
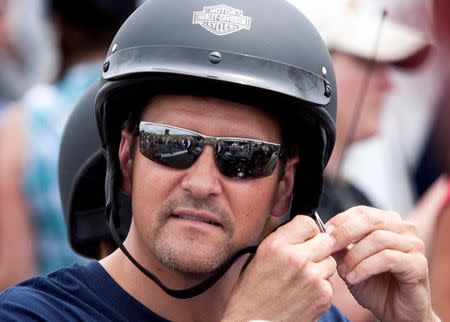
<box><xmin>180</xmin><ymin>145</ymin><xmax>223</xmax><ymax>199</ymax></box>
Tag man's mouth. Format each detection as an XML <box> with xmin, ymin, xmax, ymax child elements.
<box><xmin>171</xmin><ymin>212</ymin><xmax>222</xmax><ymax>227</ymax></box>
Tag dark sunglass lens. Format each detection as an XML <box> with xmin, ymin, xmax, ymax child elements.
<box><xmin>216</xmin><ymin>140</ymin><xmax>279</xmax><ymax>179</ymax></box>
<box><xmin>139</xmin><ymin>131</ymin><xmax>201</xmax><ymax>169</ymax></box>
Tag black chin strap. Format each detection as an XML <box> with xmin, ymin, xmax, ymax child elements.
<box><xmin>107</xmin><ymin>215</ymin><xmax>257</xmax><ymax>299</ymax></box>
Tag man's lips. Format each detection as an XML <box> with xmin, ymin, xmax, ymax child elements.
<box><xmin>170</xmin><ymin>210</ymin><xmax>223</xmax><ymax>227</ymax></box>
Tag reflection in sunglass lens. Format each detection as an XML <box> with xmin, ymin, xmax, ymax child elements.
<box><xmin>216</xmin><ymin>140</ymin><xmax>279</xmax><ymax>179</ymax></box>
<box><xmin>140</xmin><ymin>132</ymin><xmax>200</xmax><ymax>169</ymax></box>
<box><xmin>139</xmin><ymin>122</ymin><xmax>282</xmax><ymax>179</ymax></box>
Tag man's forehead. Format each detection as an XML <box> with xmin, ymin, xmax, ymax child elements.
<box><xmin>142</xmin><ymin>94</ymin><xmax>272</xmax><ymax>118</ymax></box>
<box><xmin>140</xmin><ymin>94</ymin><xmax>282</xmax><ymax>141</ymax></box>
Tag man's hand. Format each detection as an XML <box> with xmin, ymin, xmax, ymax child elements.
<box><xmin>326</xmin><ymin>206</ymin><xmax>439</xmax><ymax>322</ymax></box>
<box><xmin>223</xmin><ymin>215</ymin><xmax>336</xmax><ymax>322</ymax></box>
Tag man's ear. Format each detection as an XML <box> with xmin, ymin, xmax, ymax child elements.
<box><xmin>118</xmin><ymin>130</ymin><xmax>133</xmax><ymax>194</ymax></box>
<box><xmin>270</xmin><ymin>156</ymin><xmax>299</xmax><ymax>217</ymax></box>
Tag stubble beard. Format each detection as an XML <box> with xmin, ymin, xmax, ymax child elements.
<box><xmin>149</xmin><ymin>196</ymin><xmax>235</xmax><ymax>276</ymax></box>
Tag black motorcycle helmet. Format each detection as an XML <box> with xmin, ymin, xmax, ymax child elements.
<box><xmin>59</xmin><ymin>82</ymin><xmax>131</xmax><ymax>259</ymax></box>
<box><xmin>94</xmin><ymin>0</ymin><xmax>337</xmax><ymax>298</ymax></box>
<box><xmin>97</xmin><ymin>0</ymin><xmax>336</xmax><ymax>219</ymax></box>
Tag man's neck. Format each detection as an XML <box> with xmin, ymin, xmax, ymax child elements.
<box><xmin>100</xmin><ymin>249</ymin><xmax>246</xmax><ymax>322</ymax></box>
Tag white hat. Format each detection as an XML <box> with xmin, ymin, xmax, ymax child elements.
<box><xmin>289</xmin><ymin>0</ymin><xmax>431</xmax><ymax>67</ymax></box>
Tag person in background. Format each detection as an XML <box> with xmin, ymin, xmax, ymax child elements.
<box><xmin>430</xmin><ymin>183</ymin><xmax>450</xmax><ymax>321</ymax></box>
<box><xmin>338</xmin><ymin>0</ymin><xmax>444</xmax><ymax>216</ymax></box>
<box><xmin>412</xmin><ymin>0</ymin><xmax>450</xmax><ymax>204</ymax></box>
<box><xmin>0</xmin><ymin>0</ymin><xmax>137</xmax><ymax>290</ymax></box>
<box><xmin>0</xmin><ymin>1</ymin><xmax>440</xmax><ymax>321</ymax></box>
<box><xmin>426</xmin><ymin>124</ymin><xmax>450</xmax><ymax>322</ymax></box>
<box><xmin>429</xmin><ymin>0</ymin><xmax>450</xmax><ymax>320</ymax></box>
<box><xmin>0</xmin><ymin>0</ymin><xmax>19</xmax><ymax>107</ymax></box>
<box><xmin>290</xmin><ymin>0</ymin><xmax>430</xmax><ymax>222</ymax></box>
<box><xmin>302</xmin><ymin>0</ymin><xmax>447</xmax><ymax>256</ymax></box>
<box><xmin>0</xmin><ymin>0</ymin><xmax>56</xmax><ymax>112</ymax></box>
<box><xmin>281</xmin><ymin>1</ymin><xmax>433</xmax><ymax>320</ymax></box>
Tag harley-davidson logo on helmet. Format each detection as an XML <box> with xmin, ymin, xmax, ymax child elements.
<box><xmin>192</xmin><ymin>5</ymin><xmax>252</xmax><ymax>36</ymax></box>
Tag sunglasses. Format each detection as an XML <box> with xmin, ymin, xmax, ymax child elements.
<box><xmin>138</xmin><ymin>122</ymin><xmax>284</xmax><ymax>179</ymax></box>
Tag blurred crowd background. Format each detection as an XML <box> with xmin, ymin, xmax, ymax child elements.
<box><xmin>0</xmin><ymin>0</ymin><xmax>449</xmax><ymax>321</ymax></box>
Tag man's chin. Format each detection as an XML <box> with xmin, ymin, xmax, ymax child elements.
<box><xmin>153</xmin><ymin>240</ymin><xmax>231</xmax><ymax>276</ymax></box>
<box><xmin>163</xmin><ymin>255</ymin><xmax>227</xmax><ymax>276</ymax></box>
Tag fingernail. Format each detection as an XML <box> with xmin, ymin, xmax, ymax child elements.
<box><xmin>346</xmin><ymin>271</ymin><xmax>356</xmax><ymax>283</ymax></box>
<box><xmin>325</xmin><ymin>224</ymin><xmax>335</xmax><ymax>234</ymax></box>
<box><xmin>338</xmin><ymin>263</ymin><xmax>347</xmax><ymax>277</ymax></box>
<box><xmin>329</xmin><ymin>234</ymin><xmax>336</xmax><ymax>245</ymax></box>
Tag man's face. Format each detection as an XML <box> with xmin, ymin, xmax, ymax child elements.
<box><xmin>332</xmin><ymin>52</ymin><xmax>392</xmax><ymax>143</ymax></box>
<box><xmin>120</xmin><ymin>95</ymin><xmax>296</xmax><ymax>276</ymax></box>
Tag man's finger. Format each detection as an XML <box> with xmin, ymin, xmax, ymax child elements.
<box><xmin>289</xmin><ymin>232</ymin><xmax>335</xmax><ymax>263</ymax></box>
<box><xmin>340</xmin><ymin>230</ymin><xmax>424</xmax><ymax>274</ymax></box>
<box><xmin>325</xmin><ymin>206</ymin><xmax>415</xmax><ymax>252</ymax></box>
<box><xmin>271</xmin><ymin>214</ymin><xmax>320</xmax><ymax>244</ymax></box>
<box><xmin>341</xmin><ymin>249</ymin><xmax>428</xmax><ymax>285</ymax></box>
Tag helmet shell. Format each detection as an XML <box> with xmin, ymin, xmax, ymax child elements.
<box><xmin>59</xmin><ymin>82</ymin><xmax>130</xmax><ymax>258</ymax></box>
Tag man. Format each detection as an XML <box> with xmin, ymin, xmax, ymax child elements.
<box><xmin>0</xmin><ymin>1</ymin><xmax>439</xmax><ymax>321</ymax></box>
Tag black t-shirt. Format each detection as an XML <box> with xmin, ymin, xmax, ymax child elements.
<box><xmin>0</xmin><ymin>261</ymin><xmax>168</xmax><ymax>321</ymax></box>
<box><xmin>0</xmin><ymin>261</ymin><xmax>349</xmax><ymax>321</ymax></box>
